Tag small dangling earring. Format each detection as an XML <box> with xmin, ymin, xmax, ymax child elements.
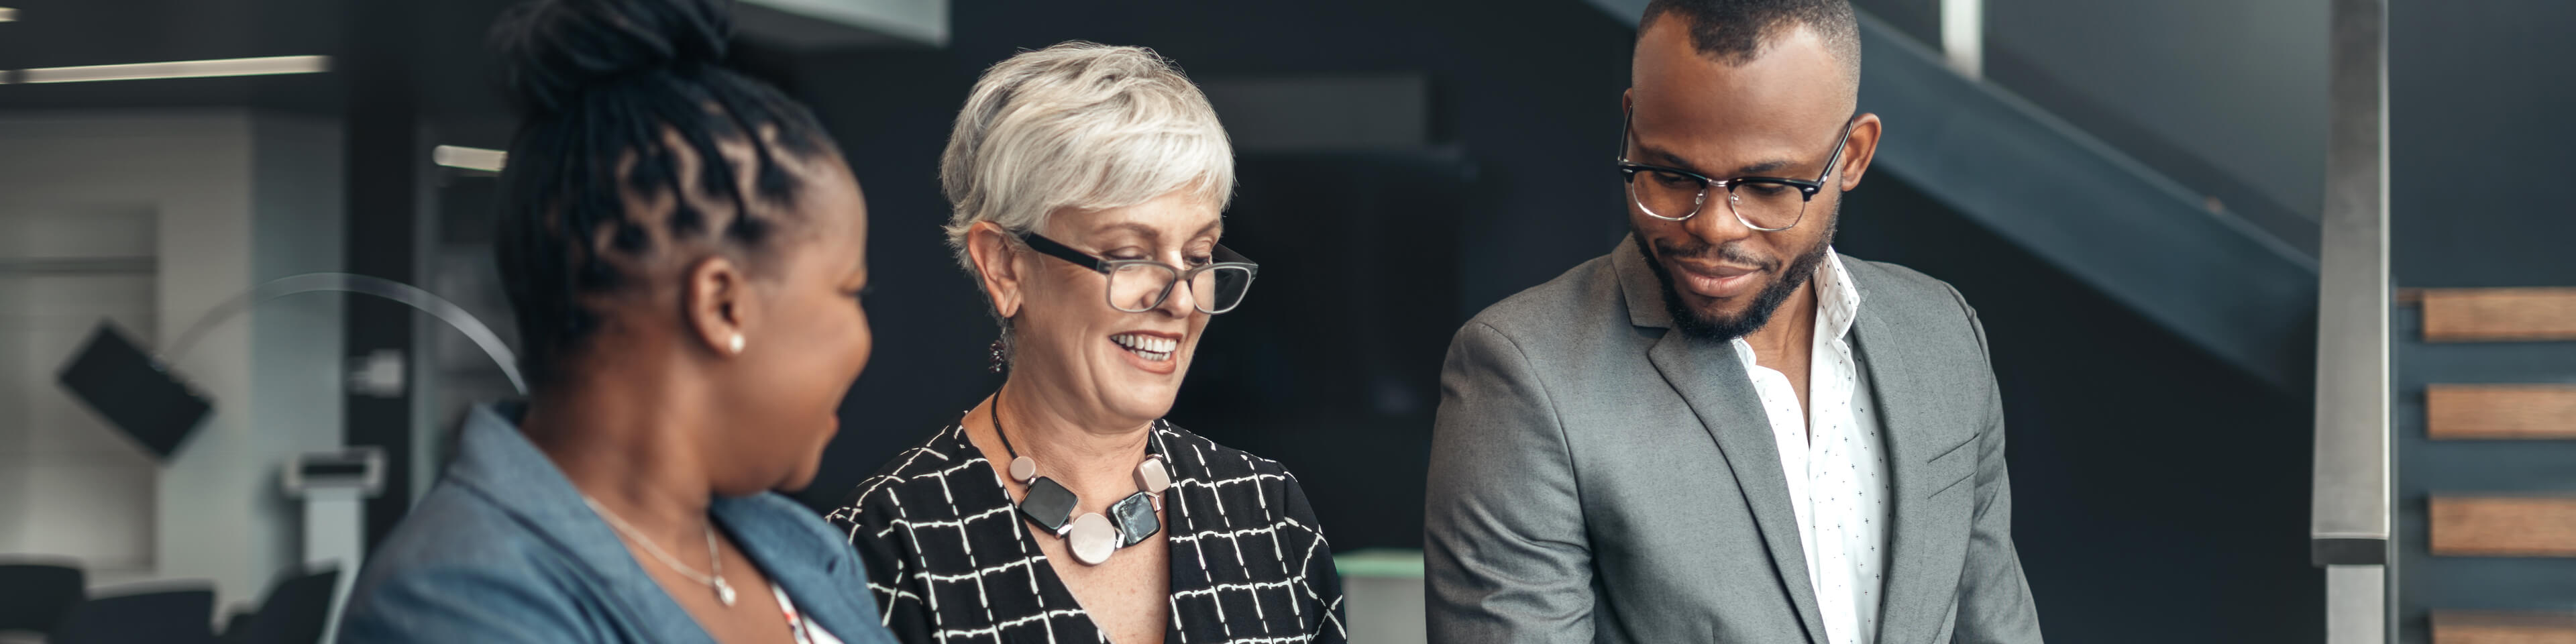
<box><xmin>729</xmin><ymin>333</ymin><xmax>746</xmax><ymax>356</ymax></box>
<box><xmin>987</xmin><ymin>335</ymin><xmax>1009</xmax><ymax>374</ymax></box>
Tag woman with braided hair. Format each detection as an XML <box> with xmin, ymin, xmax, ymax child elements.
<box><xmin>336</xmin><ymin>1</ymin><xmax>896</xmax><ymax>642</ymax></box>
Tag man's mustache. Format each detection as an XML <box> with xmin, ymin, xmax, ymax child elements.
<box><xmin>1652</xmin><ymin>239</ymin><xmax>1777</xmax><ymax>272</ymax></box>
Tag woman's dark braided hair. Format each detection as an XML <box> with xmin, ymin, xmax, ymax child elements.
<box><xmin>488</xmin><ymin>0</ymin><xmax>841</xmax><ymax>386</ymax></box>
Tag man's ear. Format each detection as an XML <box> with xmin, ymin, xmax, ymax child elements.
<box><xmin>684</xmin><ymin>254</ymin><xmax>752</xmax><ymax>358</ymax></box>
<box><xmin>963</xmin><ymin>221</ymin><xmax>1024</xmax><ymax>319</ymax></box>
<box><xmin>1836</xmin><ymin>113</ymin><xmax>1884</xmax><ymax>192</ymax></box>
<box><xmin>1621</xmin><ymin>88</ymin><xmax>1633</xmax><ymax>117</ymax></box>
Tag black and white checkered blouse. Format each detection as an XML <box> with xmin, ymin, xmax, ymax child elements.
<box><xmin>826</xmin><ymin>419</ymin><xmax>1348</xmax><ymax>644</ymax></box>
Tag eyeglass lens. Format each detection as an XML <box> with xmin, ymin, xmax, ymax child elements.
<box><xmin>1627</xmin><ymin>172</ymin><xmax>1809</xmax><ymax>229</ymax></box>
<box><xmin>1107</xmin><ymin>264</ymin><xmax>1255</xmax><ymax>313</ymax></box>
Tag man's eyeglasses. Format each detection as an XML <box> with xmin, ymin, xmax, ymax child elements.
<box><xmin>1615</xmin><ymin>107</ymin><xmax>1858</xmax><ymax>231</ymax></box>
<box><xmin>1017</xmin><ymin>231</ymin><xmax>1260</xmax><ymax>315</ymax></box>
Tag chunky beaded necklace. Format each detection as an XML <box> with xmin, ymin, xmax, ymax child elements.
<box><xmin>991</xmin><ymin>389</ymin><xmax>1171</xmax><ymax>565</ymax></box>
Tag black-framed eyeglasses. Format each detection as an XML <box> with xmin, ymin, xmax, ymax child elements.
<box><xmin>1016</xmin><ymin>231</ymin><xmax>1260</xmax><ymax>314</ymax></box>
<box><xmin>1615</xmin><ymin>107</ymin><xmax>1858</xmax><ymax>231</ymax></box>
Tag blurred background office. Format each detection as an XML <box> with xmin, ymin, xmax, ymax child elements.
<box><xmin>1</xmin><ymin>0</ymin><xmax>2569</xmax><ymax>642</ymax></box>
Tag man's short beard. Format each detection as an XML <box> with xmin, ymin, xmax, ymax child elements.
<box><xmin>1634</xmin><ymin>214</ymin><xmax>1835</xmax><ymax>341</ymax></box>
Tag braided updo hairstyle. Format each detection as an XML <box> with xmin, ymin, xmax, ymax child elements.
<box><xmin>488</xmin><ymin>0</ymin><xmax>842</xmax><ymax>386</ymax></box>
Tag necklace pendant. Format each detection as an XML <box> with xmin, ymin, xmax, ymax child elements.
<box><xmin>1067</xmin><ymin>513</ymin><xmax>1119</xmax><ymax>565</ymax></box>
<box><xmin>714</xmin><ymin>577</ymin><xmax>737</xmax><ymax>606</ymax></box>
<box><xmin>1134</xmin><ymin>457</ymin><xmax>1171</xmax><ymax>494</ymax></box>
<box><xmin>1008</xmin><ymin>455</ymin><xmax>1038</xmax><ymax>483</ymax></box>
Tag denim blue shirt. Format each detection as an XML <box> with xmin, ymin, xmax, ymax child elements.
<box><xmin>337</xmin><ymin>403</ymin><xmax>898</xmax><ymax>644</ymax></box>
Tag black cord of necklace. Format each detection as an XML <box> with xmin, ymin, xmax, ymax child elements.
<box><xmin>989</xmin><ymin>385</ymin><xmax>1159</xmax><ymax>472</ymax></box>
<box><xmin>992</xmin><ymin>385</ymin><xmax>1023</xmax><ymax>460</ymax></box>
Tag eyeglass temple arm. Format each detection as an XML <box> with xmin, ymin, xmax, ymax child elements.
<box><xmin>1014</xmin><ymin>231</ymin><xmax>1116</xmax><ymax>273</ymax></box>
<box><xmin>1811</xmin><ymin>115</ymin><xmax>1862</xmax><ymax>187</ymax></box>
<box><xmin>1212</xmin><ymin>244</ymin><xmax>1257</xmax><ymax>273</ymax></box>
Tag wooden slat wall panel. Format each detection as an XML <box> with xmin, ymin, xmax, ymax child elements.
<box><xmin>2422</xmin><ymin>288</ymin><xmax>2576</xmax><ymax>342</ymax></box>
<box><xmin>2434</xmin><ymin>611</ymin><xmax>2576</xmax><ymax>644</ymax></box>
<box><xmin>2428</xmin><ymin>385</ymin><xmax>2576</xmax><ymax>439</ymax></box>
<box><xmin>2432</xmin><ymin>497</ymin><xmax>2576</xmax><ymax>557</ymax></box>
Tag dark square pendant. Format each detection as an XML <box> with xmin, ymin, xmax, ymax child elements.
<box><xmin>1109</xmin><ymin>491</ymin><xmax>1160</xmax><ymax>547</ymax></box>
<box><xmin>1018</xmin><ymin>476</ymin><xmax>1080</xmax><ymax>535</ymax></box>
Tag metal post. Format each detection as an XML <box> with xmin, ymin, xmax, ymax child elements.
<box><xmin>342</xmin><ymin>0</ymin><xmax>419</xmax><ymax>549</ymax></box>
<box><xmin>1939</xmin><ymin>0</ymin><xmax>1982</xmax><ymax>78</ymax></box>
<box><xmin>2313</xmin><ymin>0</ymin><xmax>2390</xmax><ymax>643</ymax></box>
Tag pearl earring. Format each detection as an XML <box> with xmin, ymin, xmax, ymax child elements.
<box><xmin>728</xmin><ymin>333</ymin><xmax>746</xmax><ymax>355</ymax></box>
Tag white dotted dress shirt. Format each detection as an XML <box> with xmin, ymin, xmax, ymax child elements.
<box><xmin>1729</xmin><ymin>248</ymin><xmax>1889</xmax><ymax>644</ymax></box>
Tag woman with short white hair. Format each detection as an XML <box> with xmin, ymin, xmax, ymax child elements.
<box><xmin>827</xmin><ymin>42</ymin><xmax>1348</xmax><ymax>644</ymax></box>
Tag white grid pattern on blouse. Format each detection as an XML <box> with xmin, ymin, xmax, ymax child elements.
<box><xmin>828</xmin><ymin>421</ymin><xmax>1347</xmax><ymax>644</ymax></box>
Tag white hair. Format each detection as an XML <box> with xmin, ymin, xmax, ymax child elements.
<box><xmin>940</xmin><ymin>42</ymin><xmax>1236</xmax><ymax>280</ymax></box>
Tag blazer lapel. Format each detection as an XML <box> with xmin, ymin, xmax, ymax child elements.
<box><xmin>1852</xmin><ymin>282</ymin><xmax>1974</xmax><ymax>644</ymax></box>
<box><xmin>1623</xmin><ymin>243</ymin><xmax>1828</xmax><ymax>644</ymax></box>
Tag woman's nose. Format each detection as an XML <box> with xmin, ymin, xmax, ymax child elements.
<box><xmin>1156</xmin><ymin>273</ymin><xmax>1199</xmax><ymax>316</ymax></box>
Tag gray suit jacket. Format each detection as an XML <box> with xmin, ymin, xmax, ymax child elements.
<box><xmin>1424</xmin><ymin>239</ymin><xmax>2042</xmax><ymax>644</ymax></box>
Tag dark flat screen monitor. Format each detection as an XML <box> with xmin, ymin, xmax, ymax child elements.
<box><xmin>56</xmin><ymin>322</ymin><xmax>212</xmax><ymax>460</ymax></box>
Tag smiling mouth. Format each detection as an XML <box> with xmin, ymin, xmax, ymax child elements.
<box><xmin>1675</xmin><ymin>261</ymin><xmax>1758</xmax><ymax>280</ymax></box>
<box><xmin>1110</xmin><ymin>332</ymin><xmax>1178</xmax><ymax>362</ymax></box>
<box><xmin>1666</xmin><ymin>260</ymin><xmax>1762</xmax><ymax>298</ymax></box>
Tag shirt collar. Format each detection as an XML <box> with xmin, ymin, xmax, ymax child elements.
<box><xmin>1814</xmin><ymin>247</ymin><xmax>1863</xmax><ymax>343</ymax></box>
<box><xmin>1727</xmin><ymin>248</ymin><xmax>1863</xmax><ymax>367</ymax></box>
<box><xmin>443</xmin><ymin>402</ymin><xmax>869</xmax><ymax>640</ymax></box>
<box><xmin>445</xmin><ymin>401</ymin><xmax>610</xmax><ymax>537</ymax></box>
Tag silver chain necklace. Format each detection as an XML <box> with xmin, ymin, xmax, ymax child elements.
<box><xmin>582</xmin><ymin>496</ymin><xmax>738</xmax><ymax>606</ymax></box>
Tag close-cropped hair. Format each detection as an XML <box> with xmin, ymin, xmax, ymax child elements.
<box><xmin>937</xmin><ymin>41</ymin><xmax>1235</xmax><ymax>278</ymax></box>
<box><xmin>1640</xmin><ymin>0</ymin><xmax>1862</xmax><ymax>84</ymax></box>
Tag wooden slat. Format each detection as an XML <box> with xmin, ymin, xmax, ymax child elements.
<box><xmin>2432</xmin><ymin>496</ymin><xmax>2576</xmax><ymax>556</ymax></box>
<box><xmin>2422</xmin><ymin>288</ymin><xmax>2576</xmax><ymax>342</ymax></box>
<box><xmin>2436</xmin><ymin>611</ymin><xmax>2576</xmax><ymax>644</ymax></box>
<box><xmin>2429</xmin><ymin>385</ymin><xmax>2576</xmax><ymax>439</ymax></box>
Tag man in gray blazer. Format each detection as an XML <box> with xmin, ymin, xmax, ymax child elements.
<box><xmin>1424</xmin><ymin>1</ymin><xmax>2043</xmax><ymax>642</ymax></box>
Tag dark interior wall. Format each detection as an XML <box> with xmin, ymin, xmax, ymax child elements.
<box><xmin>1980</xmin><ymin>0</ymin><xmax>2328</xmax><ymax>237</ymax></box>
<box><xmin>1846</xmin><ymin>0</ymin><xmax>2329</xmax><ymax>256</ymax></box>
<box><xmin>1838</xmin><ymin>178</ymin><xmax>2321</xmax><ymax>643</ymax></box>
<box><xmin>2389</xmin><ymin>2</ymin><xmax>2576</xmax><ymax>641</ymax></box>
<box><xmin>0</xmin><ymin>0</ymin><xmax>346</xmax><ymax>115</ymax></box>
<box><xmin>0</xmin><ymin>0</ymin><xmax>285</xmax><ymax>66</ymax></box>
<box><xmin>2389</xmin><ymin>0</ymin><xmax>2576</xmax><ymax>288</ymax></box>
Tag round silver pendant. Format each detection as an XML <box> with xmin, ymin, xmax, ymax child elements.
<box><xmin>714</xmin><ymin>577</ymin><xmax>737</xmax><ymax>606</ymax></box>
<box><xmin>1134</xmin><ymin>457</ymin><xmax>1171</xmax><ymax>494</ymax></box>
<box><xmin>1067</xmin><ymin>513</ymin><xmax>1118</xmax><ymax>565</ymax></box>
<box><xmin>1009</xmin><ymin>455</ymin><xmax>1038</xmax><ymax>482</ymax></box>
